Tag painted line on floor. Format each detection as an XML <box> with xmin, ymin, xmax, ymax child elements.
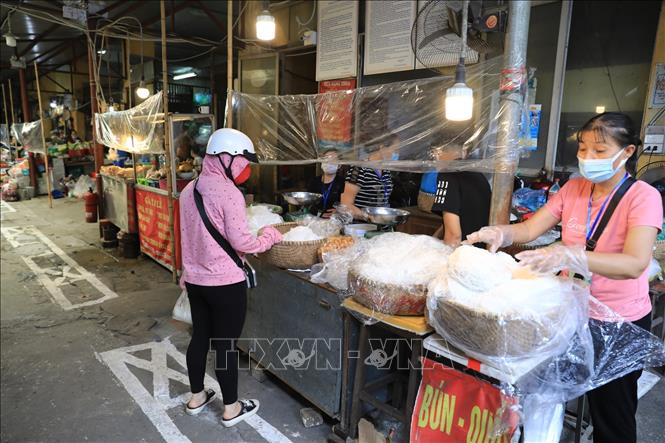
<box><xmin>0</xmin><ymin>199</ymin><xmax>17</xmax><ymax>221</ymax></box>
<box><xmin>98</xmin><ymin>338</ymin><xmax>293</xmax><ymax>443</ymax></box>
<box><xmin>1</xmin><ymin>225</ymin><xmax>118</xmax><ymax>310</ymax></box>
<box><xmin>1</xmin><ymin>199</ymin><xmax>16</xmax><ymax>213</ymax></box>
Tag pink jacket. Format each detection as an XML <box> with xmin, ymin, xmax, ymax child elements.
<box><xmin>179</xmin><ymin>154</ymin><xmax>282</xmax><ymax>288</ymax></box>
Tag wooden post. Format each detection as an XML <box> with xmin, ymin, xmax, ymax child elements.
<box><xmin>8</xmin><ymin>79</ymin><xmax>16</xmax><ymax>161</ymax></box>
<box><xmin>226</xmin><ymin>0</ymin><xmax>233</xmax><ymax>128</ymax></box>
<box><xmin>161</xmin><ymin>0</ymin><xmax>178</xmax><ymax>282</ymax></box>
<box><xmin>125</xmin><ymin>38</ymin><xmax>138</xmax><ymax>183</ymax></box>
<box><xmin>19</xmin><ymin>68</ymin><xmax>37</xmax><ymax>188</ymax></box>
<box><xmin>8</xmin><ymin>79</ymin><xmax>16</xmax><ymax>126</ymax></box>
<box><xmin>33</xmin><ymin>62</ymin><xmax>53</xmax><ymax>209</ymax></box>
<box><xmin>1</xmin><ymin>84</ymin><xmax>8</xmax><ymax>138</ymax></box>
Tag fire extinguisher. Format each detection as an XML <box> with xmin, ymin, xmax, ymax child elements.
<box><xmin>83</xmin><ymin>187</ymin><xmax>99</xmax><ymax>223</ymax></box>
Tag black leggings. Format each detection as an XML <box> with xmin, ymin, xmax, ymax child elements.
<box><xmin>587</xmin><ymin>313</ymin><xmax>652</xmax><ymax>443</ymax></box>
<box><xmin>185</xmin><ymin>281</ymin><xmax>247</xmax><ymax>405</ymax></box>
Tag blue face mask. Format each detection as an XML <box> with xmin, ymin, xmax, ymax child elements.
<box><xmin>577</xmin><ymin>149</ymin><xmax>627</xmax><ymax>183</ymax></box>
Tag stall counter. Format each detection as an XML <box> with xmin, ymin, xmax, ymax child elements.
<box><xmin>135</xmin><ymin>184</ymin><xmax>181</xmax><ymax>271</ymax></box>
<box><xmin>101</xmin><ymin>174</ymin><xmax>137</xmax><ymax>234</ymax></box>
<box><xmin>238</xmin><ymin>256</ymin><xmax>360</xmax><ymax>424</ymax></box>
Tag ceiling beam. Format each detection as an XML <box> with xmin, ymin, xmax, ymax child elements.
<box><xmin>91</xmin><ymin>0</ymin><xmax>126</xmax><ymax>18</ymax></box>
<box><xmin>35</xmin><ymin>43</ymin><xmax>72</xmax><ymax>67</ymax></box>
<box><xmin>42</xmin><ymin>72</ymin><xmax>71</xmax><ymax>93</ymax></box>
<box><xmin>142</xmin><ymin>0</ymin><xmax>192</xmax><ymax>28</ymax></box>
<box><xmin>107</xmin><ymin>1</ymin><xmax>146</xmax><ymax>23</ymax></box>
<box><xmin>26</xmin><ymin>41</ymin><xmax>71</xmax><ymax>65</ymax></box>
<box><xmin>193</xmin><ymin>0</ymin><xmax>226</xmax><ymax>32</ymax></box>
<box><xmin>17</xmin><ymin>23</ymin><xmax>61</xmax><ymax>57</ymax></box>
<box><xmin>16</xmin><ymin>37</ymin><xmax>80</xmax><ymax>42</ymax></box>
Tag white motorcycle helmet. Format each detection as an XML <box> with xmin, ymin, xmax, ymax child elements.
<box><xmin>206</xmin><ymin>128</ymin><xmax>258</xmax><ymax>163</ymax></box>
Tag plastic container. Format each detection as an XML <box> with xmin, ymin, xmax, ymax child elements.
<box><xmin>344</xmin><ymin>224</ymin><xmax>378</xmax><ymax>238</ymax></box>
<box><xmin>548</xmin><ymin>178</ymin><xmax>561</xmax><ymax>201</ymax></box>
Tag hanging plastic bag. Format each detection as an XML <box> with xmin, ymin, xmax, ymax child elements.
<box><xmin>172</xmin><ymin>290</ymin><xmax>192</xmax><ymax>325</ymax></box>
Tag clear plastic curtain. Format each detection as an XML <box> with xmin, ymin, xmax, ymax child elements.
<box><xmin>230</xmin><ymin>55</ymin><xmax>531</xmax><ymax>173</ymax></box>
<box><xmin>94</xmin><ymin>92</ymin><xmax>165</xmax><ymax>153</ymax></box>
<box><xmin>11</xmin><ymin>121</ymin><xmax>44</xmax><ymax>153</ymax></box>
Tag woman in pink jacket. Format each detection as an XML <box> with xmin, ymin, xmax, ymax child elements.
<box><xmin>178</xmin><ymin>128</ymin><xmax>282</xmax><ymax>427</ymax></box>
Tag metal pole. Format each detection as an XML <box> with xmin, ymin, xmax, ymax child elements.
<box><xmin>544</xmin><ymin>0</ymin><xmax>572</xmax><ymax>178</ymax></box>
<box><xmin>34</xmin><ymin>62</ymin><xmax>53</xmax><ymax>209</ymax></box>
<box><xmin>226</xmin><ymin>0</ymin><xmax>233</xmax><ymax>128</ymax></box>
<box><xmin>161</xmin><ymin>0</ymin><xmax>178</xmax><ymax>282</ymax></box>
<box><xmin>488</xmin><ymin>1</ymin><xmax>531</xmax><ymax>226</ymax></box>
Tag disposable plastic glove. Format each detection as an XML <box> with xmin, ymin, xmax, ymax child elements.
<box><xmin>463</xmin><ymin>225</ymin><xmax>515</xmax><ymax>253</ymax></box>
<box><xmin>515</xmin><ymin>244</ymin><xmax>590</xmax><ymax>279</ymax></box>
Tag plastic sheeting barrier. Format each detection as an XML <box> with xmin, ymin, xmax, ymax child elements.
<box><xmin>94</xmin><ymin>92</ymin><xmax>165</xmax><ymax>154</ymax></box>
<box><xmin>231</xmin><ymin>55</ymin><xmax>532</xmax><ymax>173</ymax></box>
<box><xmin>11</xmin><ymin>121</ymin><xmax>44</xmax><ymax>153</ymax></box>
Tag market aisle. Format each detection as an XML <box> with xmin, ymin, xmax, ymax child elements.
<box><xmin>1</xmin><ymin>197</ymin><xmax>331</xmax><ymax>443</ymax></box>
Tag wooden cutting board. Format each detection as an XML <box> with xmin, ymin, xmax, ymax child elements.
<box><xmin>342</xmin><ymin>298</ymin><xmax>433</xmax><ymax>336</ymax></box>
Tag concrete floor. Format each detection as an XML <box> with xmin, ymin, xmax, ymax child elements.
<box><xmin>1</xmin><ymin>196</ymin><xmax>664</xmax><ymax>443</ymax></box>
<box><xmin>1</xmin><ymin>197</ymin><xmax>332</xmax><ymax>443</ymax></box>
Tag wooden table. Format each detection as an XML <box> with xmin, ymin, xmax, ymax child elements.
<box><xmin>343</xmin><ymin>298</ymin><xmax>433</xmax><ymax>441</ymax></box>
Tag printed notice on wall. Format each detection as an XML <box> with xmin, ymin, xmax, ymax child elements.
<box><xmin>650</xmin><ymin>63</ymin><xmax>665</xmax><ymax>106</ymax></box>
<box><xmin>364</xmin><ymin>1</ymin><xmax>417</xmax><ymax>75</ymax></box>
<box><xmin>316</xmin><ymin>1</ymin><xmax>359</xmax><ymax>82</ymax></box>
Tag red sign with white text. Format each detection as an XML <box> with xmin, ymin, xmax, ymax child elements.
<box><xmin>411</xmin><ymin>358</ymin><xmax>518</xmax><ymax>443</ymax></box>
<box><xmin>317</xmin><ymin>79</ymin><xmax>356</xmax><ymax>149</ymax></box>
<box><xmin>136</xmin><ymin>188</ymin><xmax>181</xmax><ymax>271</ymax></box>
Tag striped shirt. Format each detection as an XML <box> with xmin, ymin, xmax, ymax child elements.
<box><xmin>345</xmin><ymin>167</ymin><xmax>393</xmax><ymax>208</ymax></box>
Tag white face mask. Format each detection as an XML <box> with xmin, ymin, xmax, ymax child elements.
<box><xmin>321</xmin><ymin>163</ymin><xmax>338</xmax><ymax>175</ymax></box>
<box><xmin>577</xmin><ymin>149</ymin><xmax>627</xmax><ymax>183</ymax></box>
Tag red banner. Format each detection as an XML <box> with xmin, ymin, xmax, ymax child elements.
<box><xmin>411</xmin><ymin>358</ymin><xmax>518</xmax><ymax>443</ymax></box>
<box><xmin>317</xmin><ymin>79</ymin><xmax>356</xmax><ymax>149</ymax></box>
<box><xmin>136</xmin><ymin>188</ymin><xmax>181</xmax><ymax>270</ymax></box>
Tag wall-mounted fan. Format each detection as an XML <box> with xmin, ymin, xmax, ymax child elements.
<box><xmin>411</xmin><ymin>0</ymin><xmax>506</xmax><ymax>73</ymax></box>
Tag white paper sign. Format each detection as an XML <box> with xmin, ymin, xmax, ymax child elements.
<box><xmin>364</xmin><ymin>1</ymin><xmax>417</xmax><ymax>75</ymax></box>
<box><xmin>316</xmin><ymin>1</ymin><xmax>359</xmax><ymax>82</ymax></box>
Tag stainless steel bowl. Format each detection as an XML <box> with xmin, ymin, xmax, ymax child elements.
<box><xmin>362</xmin><ymin>207</ymin><xmax>410</xmax><ymax>225</ymax></box>
<box><xmin>282</xmin><ymin>192</ymin><xmax>322</xmax><ymax>206</ymax></box>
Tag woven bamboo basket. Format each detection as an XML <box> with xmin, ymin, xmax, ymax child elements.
<box><xmin>433</xmin><ymin>296</ymin><xmax>568</xmax><ymax>357</ymax></box>
<box><xmin>259</xmin><ymin>222</ymin><xmax>326</xmax><ymax>270</ymax></box>
<box><xmin>417</xmin><ymin>191</ymin><xmax>436</xmax><ymax>213</ymax></box>
<box><xmin>349</xmin><ymin>269</ymin><xmax>428</xmax><ymax>316</ymax></box>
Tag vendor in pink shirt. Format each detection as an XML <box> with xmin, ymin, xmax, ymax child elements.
<box><xmin>466</xmin><ymin>113</ymin><xmax>662</xmax><ymax>443</ymax></box>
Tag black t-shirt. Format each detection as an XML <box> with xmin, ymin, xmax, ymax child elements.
<box><xmin>345</xmin><ymin>167</ymin><xmax>393</xmax><ymax>208</ymax></box>
<box><xmin>431</xmin><ymin>172</ymin><xmax>491</xmax><ymax>239</ymax></box>
<box><xmin>307</xmin><ymin>174</ymin><xmax>345</xmax><ymax>212</ymax></box>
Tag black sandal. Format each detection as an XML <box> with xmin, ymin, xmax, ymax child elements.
<box><xmin>221</xmin><ymin>399</ymin><xmax>260</xmax><ymax>427</ymax></box>
<box><xmin>185</xmin><ymin>389</ymin><xmax>216</xmax><ymax>416</ymax></box>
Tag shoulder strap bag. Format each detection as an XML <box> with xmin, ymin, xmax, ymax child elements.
<box><xmin>585</xmin><ymin>177</ymin><xmax>636</xmax><ymax>252</ymax></box>
<box><xmin>192</xmin><ymin>180</ymin><xmax>257</xmax><ymax>288</ymax></box>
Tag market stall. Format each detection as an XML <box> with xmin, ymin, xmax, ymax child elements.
<box><xmin>225</xmin><ymin>32</ymin><xmax>665</xmax><ymax>441</ymax></box>
<box><xmin>95</xmin><ymin>93</ymin><xmax>214</xmax><ymax>271</ymax></box>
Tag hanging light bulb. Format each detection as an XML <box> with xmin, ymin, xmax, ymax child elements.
<box><xmin>135</xmin><ymin>78</ymin><xmax>150</xmax><ymax>99</ymax></box>
<box><xmin>256</xmin><ymin>10</ymin><xmax>276</xmax><ymax>41</ymax></box>
<box><xmin>49</xmin><ymin>100</ymin><xmax>57</xmax><ymax>109</ymax></box>
<box><xmin>445</xmin><ymin>82</ymin><xmax>473</xmax><ymax>121</ymax></box>
<box><xmin>444</xmin><ymin>1</ymin><xmax>473</xmax><ymax>122</ymax></box>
